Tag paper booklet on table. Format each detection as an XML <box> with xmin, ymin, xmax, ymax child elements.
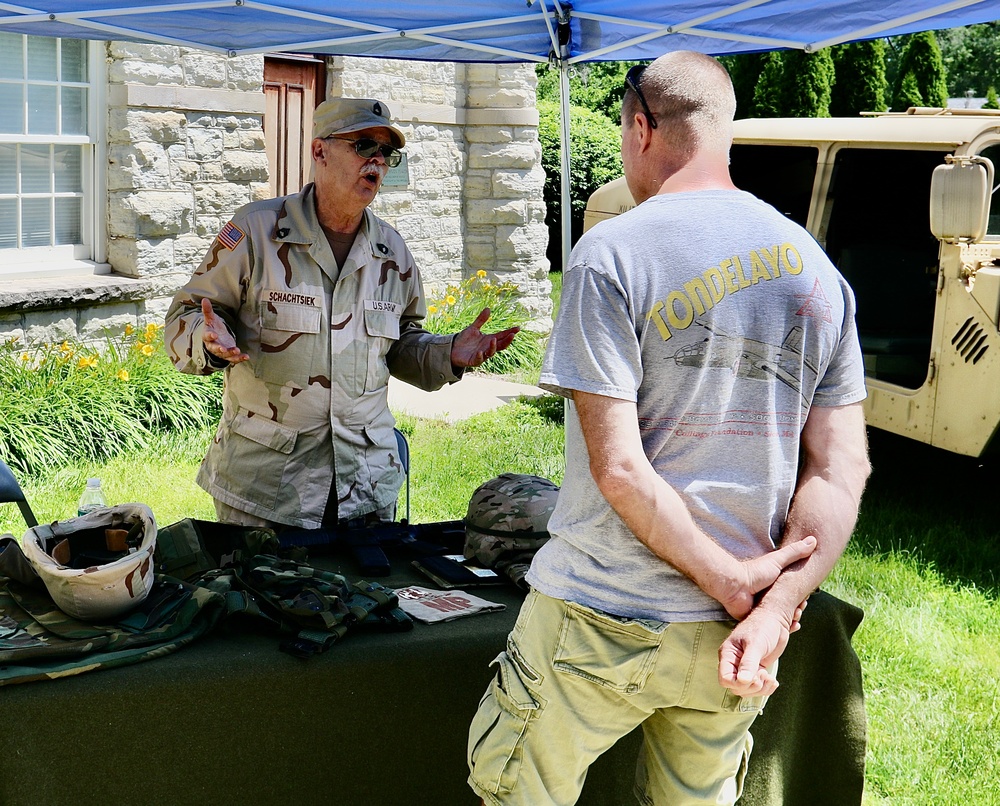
<box><xmin>394</xmin><ymin>585</ymin><xmax>506</xmax><ymax>624</ymax></box>
<box><xmin>410</xmin><ymin>553</ymin><xmax>506</xmax><ymax>589</ymax></box>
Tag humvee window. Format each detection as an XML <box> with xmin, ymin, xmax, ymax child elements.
<box><xmin>824</xmin><ymin>147</ymin><xmax>946</xmax><ymax>389</ymax></box>
<box><xmin>980</xmin><ymin>143</ymin><xmax>1000</xmax><ymax>236</ymax></box>
<box><xmin>730</xmin><ymin>144</ymin><xmax>817</xmax><ymax>226</ymax></box>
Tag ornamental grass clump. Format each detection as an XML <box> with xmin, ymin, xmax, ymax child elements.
<box><xmin>0</xmin><ymin>324</ymin><xmax>222</xmax><ymax>477</ymax></box>
<box><xmin>423</xmin><ymin>271</ymin><xmax>542</xmax><ymax>375</ymax></box>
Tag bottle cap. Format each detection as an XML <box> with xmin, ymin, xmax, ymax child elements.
<box><xmin>86</xmin><ymin>477</ymin><xmax>101</xmax><ymax>488</ymax></box>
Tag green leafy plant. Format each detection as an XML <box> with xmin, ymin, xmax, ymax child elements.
<box><xmin>537</xmin><ymin>99</ymin><xmax>623</xmax><ymax>271</ymax></box>
<box><xmin>422</xmin><ymin>272</ymin><xmax>542</xmax><ymax>375</ymax></box>
<box><xmin>0</xmin><ymin>324</ymin><xmax>222</xmax><ymax>477</ymax></box>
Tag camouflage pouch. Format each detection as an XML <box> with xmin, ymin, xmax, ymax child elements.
<box><xmin>154</xmin><ymin>518</ymin><xmax>279</xmax><ymax>581</ymax></box>
<box><xmin>200</xmin><ymin>554</ymin><xmax>412</xmax><ymax>658</ymax></box>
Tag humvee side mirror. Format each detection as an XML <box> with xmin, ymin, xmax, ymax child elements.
<box><xmin>930</xmin><ymin>155</ymin><xmax>994</xmax><ymax>242</ymax></box>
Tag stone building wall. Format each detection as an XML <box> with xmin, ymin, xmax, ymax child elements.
<box><xmin>0</xmin><ymin>45</ymin><xmax>552</xmax><ymax>346</ymax></box>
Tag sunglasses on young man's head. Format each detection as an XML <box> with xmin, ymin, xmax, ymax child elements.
<box><xmin>624</xmin><ymin>64</ymin><xmax>658</xmax><ymax>129</ymax></box>
<box><xmin>329</xmin><ymin>136</ymin><xmax>403</xmax><ymax>167</ymax></box>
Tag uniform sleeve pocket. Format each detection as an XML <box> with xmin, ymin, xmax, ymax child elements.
<box><xmin>467</xmin><ymin>650</ymin><xmax>540</xmax><ymax>797</ymax></box>
<box><xmin>230</xmin><ymin>409</ymin><xmax>297</xmax><ymax>454</ymax></box>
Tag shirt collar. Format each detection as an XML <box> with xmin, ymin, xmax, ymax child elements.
<box><xmin>272</xmin><ymin>183</ymin><xmax>397</xmax><ymax>261</ymax></box>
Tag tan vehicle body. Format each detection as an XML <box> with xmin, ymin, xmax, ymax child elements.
<box><xmin>584</xmin><ymin>109</ymin><xmax>1000</xmax><ymax>456</ymax></box>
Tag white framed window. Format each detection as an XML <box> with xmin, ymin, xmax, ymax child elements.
<box><xmin>0</xmin><ymin>34</ymin><xmax>107</xmax><ymax>278</ymax></box>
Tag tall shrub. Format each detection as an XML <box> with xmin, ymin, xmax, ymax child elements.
<box><xmin>750</xmin><ymin>49</ymin><xmax>835</xmax><ymax>118</ymax></box>
<box><xmin>830</xmin><ymin>40</ymin><xmax>888</xmax><ymax>116</ymax></box>
<box><xmin>891</xmin><ymin>31</ymin><xmax>948</xmax><ymax>111</ymax></box>
<box><xmin>782</xmin><ymin>49</ymin><xmax>836</xmax><ymax>117</ymax></box>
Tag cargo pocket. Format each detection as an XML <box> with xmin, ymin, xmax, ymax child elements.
<box><xmin>552</xmin><ymin>602</ymin><xmax>662</xmax><ymax>694</ymax></box>
<box><xmin>216</xmin><ymin>409</ymin><xmax>297</xmax><ymax>509</ymax></box>
<box><xmin>467</xmin><ymin>650</ymin><xmax>540</xmax><ymax>797</ymax></box>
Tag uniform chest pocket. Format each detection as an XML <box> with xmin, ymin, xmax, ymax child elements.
<box><xmin>261</xmin><ymin>303</ymin><xmax>321</xmax><ymax>334</ymax></box>
<box><xmin>256</xmin><ymin>302</ymin><xmax>323</xmax><ymax>387</ymax></box>
<box><xmin>362</xmin><ymin>307</ymin><xmax>401</xmax><ymax>393</ymax></box>
<box><xmin>363</xmin><ymin>308</ymin><xmax>401</xmax><ymax>340</ymax></box>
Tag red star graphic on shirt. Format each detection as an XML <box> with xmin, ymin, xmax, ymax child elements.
<box><xmin>795</xmin><ymin>278</ymin><xmax>833</xmax><ymax>323</ymax></box>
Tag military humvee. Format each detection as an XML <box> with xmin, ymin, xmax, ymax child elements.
<box><xmin>584</xmin><ymin>108</ymin><xmax>1000</xmax><ymax>457</ymax></box>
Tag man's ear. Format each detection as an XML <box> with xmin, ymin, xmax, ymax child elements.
<box><xmin>311</xmin><ymin>137</ymin><xmax>326</xmax><ymax>162</ymax></box>
<box><xmin>632</xmin><ymin>113</ymin><xmax>655</xmax><ymax>153</ymax></box>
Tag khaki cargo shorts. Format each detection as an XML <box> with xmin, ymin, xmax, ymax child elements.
<box><xmin>467</xmin><ymin>589</ymin><xmax>772</xmax><ymax>806</ymax></box>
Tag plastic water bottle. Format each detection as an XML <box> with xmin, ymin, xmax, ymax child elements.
<box><xmin>77</xmin><ymin>477</ymin><xmax>107</xmax><ymax>516</ymax></box>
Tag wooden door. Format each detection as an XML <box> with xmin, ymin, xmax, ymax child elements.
<box><xmin>263</xmin><ymin>55</ymin><xmax>325</xmax><ymax>198</ymax></box>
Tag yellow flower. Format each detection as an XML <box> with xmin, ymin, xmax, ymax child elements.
<box><xmin>145</xmin><ymin>322</ymin><xmax>158</xmax><ymax>334</ymax></box>
<box><xmin>77</xmin><ymin>355</ymin><xmax>98</xmax><ymax>369</ymax></box>
<box><xmin>141</xmin><ymin>344</ymin><xmax>154</xmax><ymax>357</ymax></box>
<box><xmin>446</xmin><ymin>295</ymin><xmax>457</xmax><ymax>306</ymax></box>
<box><xmin>20</xmin><ymin>352</ymin><xmax>29</xmax><ymax>362</ymax></box>
<box><xmin>117</xmin><ymin>369</ymin><xmax>130</xmax><ymax>381</ymax></box>
<box><xmin>476</xmin><ymin>270</ymin><xmax>487</xmax><ymax>279</ymax></box>
<box><xmin>124</xmin><ymin>324</ymin><xmax>135</xmax><ymax>336</ymax></box>
<box><xmin>427</xmin><ymin>305</ymin><xmax>438</xmax><ymax>314</ymax></box>
<box><xmin>59</xmin><ymin>341</ymin><xmax>71</xmax><ymax>353</ymax></box>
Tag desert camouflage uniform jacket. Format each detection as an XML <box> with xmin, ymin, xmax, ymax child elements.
<box><xmin>165</xmin><ymin>183</ymin><xmax>458</xmax><ymax>527</ymax></box>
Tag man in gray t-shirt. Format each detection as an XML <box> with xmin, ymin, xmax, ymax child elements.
<box><xmin>468</xmin><ymin>52</ymin><xmax>870</xmax><ymax>806</ymax></box>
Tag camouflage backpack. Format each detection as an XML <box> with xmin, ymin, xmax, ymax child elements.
<box><xmin>463</xmin><ymin>473</ymin><xmax>559</xmax><ymax>588</ymax></box>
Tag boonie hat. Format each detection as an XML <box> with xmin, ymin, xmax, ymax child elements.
<box><xmin>313</xmin><ymin>97</ymin><xmax>405</xmax><ymax>149</ymax></box>
<box><xmin>23</xmin><ymin>503</ymin><xmax>157</xmax><ymax>622</ymax></box>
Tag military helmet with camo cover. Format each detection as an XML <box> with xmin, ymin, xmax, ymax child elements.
<box><xmin>463</xmin><ymin>473</ymin><xmax>560</xmax><ymax>569</ymax></box>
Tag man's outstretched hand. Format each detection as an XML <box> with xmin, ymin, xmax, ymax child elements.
<box><xmin>451</xmin><ymin>308</ymin><xmax>519</xmax><ymax>368</ymax></box>
<box><xmin>201</xmin><ymin>298</ymin><xmax>248</xmax><ymax>364</ymax></box>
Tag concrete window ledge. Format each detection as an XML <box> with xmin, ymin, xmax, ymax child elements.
<box><xmin>0</xmin><ymin>274</ymin><xmax>167</xmax><ymax>314</ymax></box>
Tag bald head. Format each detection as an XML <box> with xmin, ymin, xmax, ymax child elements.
<box><xmin>621</xmin><ymin>51</ymin><xmax>737</xmax><ymax>198</ymax></box>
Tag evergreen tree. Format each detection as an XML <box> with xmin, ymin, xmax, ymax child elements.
<box><xmin>984</xmin><ymin>86</ymin><xmax>1000</xmax><ymax>110</ymax></box>
<box><xmin>780</xmin><ymin>49</ymin><xmax>836</xmax><ymax>117</ymax></box>
<box><xmin>895</xmin><ymin>72</ymin><xmax>924</xmax><ymax>109</ymax></box>
<box><xmin>751</xmin><ymin>51</ymin><xmax>786</xmax><ymax>117</ymax></box>
<box><xmin>891</xmin><ymin>31</ymin><xmax>949</xmax><ymax>111</ymax></box>
<box><xmin>750</xmin><ymin>49</ymin><xmax>835</xmax><ymax>117</ymax></box>
<box><xmin>830</xmin><ymin>40</ymin><xmax>888</xmax><ymax>116</ymax></box>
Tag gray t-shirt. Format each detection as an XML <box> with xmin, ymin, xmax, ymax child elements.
<box><xmin>529</xmin><ymin>190</ymin><xmax>867</xmax><ymax>622</ymax></box>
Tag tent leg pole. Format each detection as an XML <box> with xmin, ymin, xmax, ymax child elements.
<box><xmin>559</xmin><ymin>61</ymin><xmax>572</xmax><ymax>272</ymax></box>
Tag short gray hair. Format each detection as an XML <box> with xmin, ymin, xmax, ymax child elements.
<box><xmin>624</xmin><ymin>51</ymin><xmax>736</xmax><ymax>158</ymax></box>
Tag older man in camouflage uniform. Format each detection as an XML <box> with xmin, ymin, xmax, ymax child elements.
<box><xmin>165</xmin><ymin>97</ymin><xmax>517</xmax><ymax>530</ymax></box>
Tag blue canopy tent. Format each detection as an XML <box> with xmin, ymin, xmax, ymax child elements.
<box><xmin>3</xmin><ymin>0</ymin><xmax>999</xmax><ymax>261</ymax></box>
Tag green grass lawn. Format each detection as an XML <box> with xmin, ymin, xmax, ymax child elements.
<box><xmin>4</xmin><ymin>415</ymin><xmax>998</xmax><ymax>804</ymax></box>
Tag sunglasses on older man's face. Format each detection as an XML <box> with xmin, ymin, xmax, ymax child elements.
<box><xmin>330</xmin><ymin>136</ymin><xmax>403</xmax><ymax>167</ymax></box>
<box><xmin>624</xmin><ymin>64</ymin><xmax>658</xmax><ymax>129</ymax></box>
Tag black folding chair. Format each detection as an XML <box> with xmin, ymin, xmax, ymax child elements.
<box><xmin>0</xmin><ymin>458</ymin><xmax>38</xmax><ymax>529</ymax></box>
<box><xmin>394</xmin><ymin>428</ymin><xmax>410</xmax><ymax>523</ymax></box>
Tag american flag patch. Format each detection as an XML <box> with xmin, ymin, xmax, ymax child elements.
<box><xmin>217</xmin><ymin>221</ymin><xmax>246</xmax><ymax>250</ymax></box>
